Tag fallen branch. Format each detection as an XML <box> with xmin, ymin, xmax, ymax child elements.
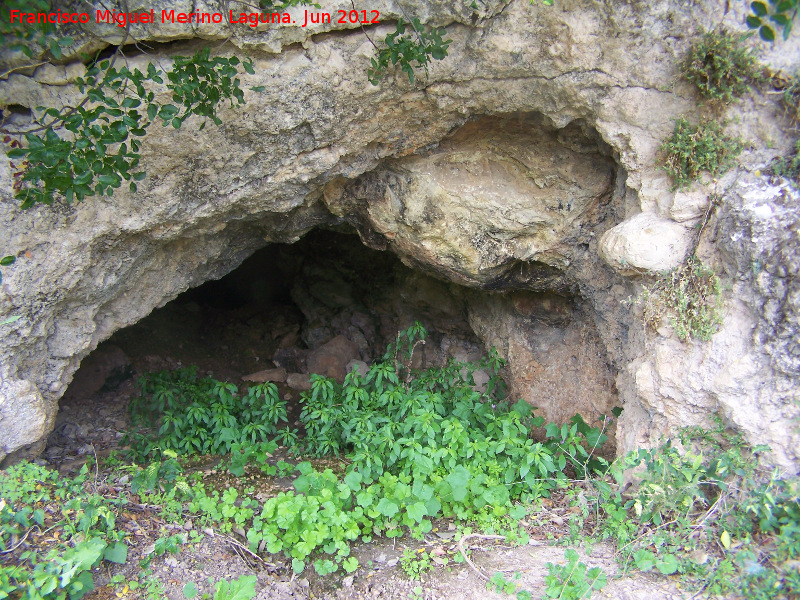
<box><xmin>456</xmin><ymin>533</ymin><xmax>507</xmax><ymax>582</ymax></box>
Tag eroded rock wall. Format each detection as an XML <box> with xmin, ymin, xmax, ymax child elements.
<box><xmin>0</xmin><ymin>0</ymin><xmax>798</xmax><ymax>468</ymax></box>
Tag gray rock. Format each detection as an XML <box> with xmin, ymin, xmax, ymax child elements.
<box><xmin>242</xmin><ymin>367</ymin><xmax>287</xmax><ymax>383</ymax></box>
<box><xmin>286</xmin><ymin>373</ymin><xmax>312</xmax><ymax>392</ymax></box>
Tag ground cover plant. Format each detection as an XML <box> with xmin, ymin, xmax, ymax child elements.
<box><xmin>2</xmin><ymin>325</ymin><xmax>799</xmax><ymax>600</ymax></box>
<box><xmin>682</xmin><ymin>27</ymin><xmax>761</xmax><ymax>104</ymax></box>
<box><xmin>660</xmin><ymin>118</ymin><xmax>744</xmax><ymax>190</ymax></box>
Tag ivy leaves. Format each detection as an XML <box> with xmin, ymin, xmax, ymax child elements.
<box><xmin>368</xmin><ymin>18</ymin><xmax>452</xmax><ymax>85</ymax></box>
<box><xmin>8</xmin><ymin>49</ymin><xmax>252</xmax><ymax>209</ymax></box>
<box><xmin>747</xmin><ymin>0</ymin><xmax>799</xmax><ymax>41</ymax></box>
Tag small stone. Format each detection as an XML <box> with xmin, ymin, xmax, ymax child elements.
<box><xmin>343</xmin><ymin>576</ymin><xmax>354</xmax><ymax>587</ymax></box>
<box><xmin>386</xmin><ymin>558</ymin><xmax>398</xmax><ymax>568</ymax></box>
<box><xmin>286</xmin><ymin>373</ymin><xmax>312</xmax><ymax>391</ymax></box>
<box><xmin>242</xmin><ymin>367</ymin><xmax>287</xmax><ymax>383</ymax></box>
<box><xmin>165</xmin><ymin>557</ymin><xmax>179</xmax><ymax>568</ymax></box>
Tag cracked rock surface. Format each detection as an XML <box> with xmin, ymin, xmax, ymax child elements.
<box><xmin>0</xmin><ymin>0</ymin><xmax>798</xmax><ymax>469</ymax></box>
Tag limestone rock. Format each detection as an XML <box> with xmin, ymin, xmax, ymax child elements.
<box><xmin>242</xmin><ymin>367</ymin><xmax>287</xmax><ymax>383</ymax></box>
<box><xmin>346</xmin><ymin>360</ymin><xmax>369</xmax><ymax>378</ymax></box>
<box><xmin>286</xmin><ymin>373</ymin><xmax>312</xmax><ymax>392</ymax></box>
<box><xmin>0</xmin><ymin>0</ymin><xmax>797</xmax><ymax>469</ymax></box>
<box><xmin>599</xmin><ymin>213</ymin><xmax>693</xmax><ymax>275</ymax></box>
<box><xmin>0</xmin><ymin>375</ymin><xmax>51</xmax><ymax>463</ymax></box>
<box><xmin>306</xmin><ymin>335</ymin><xmax>359</xmax><ymax>382</ymax></box>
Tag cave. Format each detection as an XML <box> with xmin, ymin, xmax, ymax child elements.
<box><xmin>47</xmin><ymin>225</ymin><xmax>619</xmax><ymax>467</ymax></box>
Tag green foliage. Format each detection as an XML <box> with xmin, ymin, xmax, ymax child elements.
<box><xmin>543</xmin><ymin>549</ymin><xmax>607</xmax><ymax>599</ymax></box>
<box><xmin>682</xmin><ymin>27</ymin><xmax>760</xmax><ymax>103</ymax></box>
<box><xmin>639</xmin><ymin>256</ymin><xmax>724</xmax><ymax>341</ymax></box>
<box><xmin>368</xmin><ymin>18</ymin><xmax>452</xmax><ymax>85</ymax></box>
<box><xmin>487</xmin><ymin>571</ymin><xmax>530</xmax><ymax>599</ymax></box>
<box><xmin>0</xmin><ymin>462</ymin><xmax>129</xmax><ymax>600</ymax></box>
<box><xmin>125</xmin><ymin>366</ymin><xmax>288</xmax><ymax>459</ymax></box>
<box><xmin>747</xmin><ymin>0</ymin><xmax>799</xmax><ymax>42</ymax></box>
<box><xmin>660</xmin><ymin>118</ymin><xmax>743</xmax><ymax>189</ymax></box>
<box><xmin>773</xmin><ymin>138</ymin><xmax>800</xmax><ymax>185</ymax></box>
<box><xmin>8</xmin><ymin>48</ymin><xmax>251</xmax><ymax>208</ymax></box>
<box><xmin>400</xmin><ymin>548</ymin><xmax>434</xmax><ymax>580</ymax></box>
<box><xmin>591</xmin><ymin>418</ymin><xmax>800</xmax><ymax>597</ymax></box>
<box><xmin>212</xmin><ymin>575</ymin><xmax>256</xmax><ymax>600</ymax></box>
<box><xmin>0</xmin><ymin>0</ymin><xmax>73</xmax><ymax>59</ymax></box>
<box><xmin>0</xmin><ymin>254</ymin><xmax>14</xmax><ymax>286</ymax></box>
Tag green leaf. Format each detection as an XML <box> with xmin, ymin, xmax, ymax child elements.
<box><xmin>183</xmin><ymin>582</ymin><xmax>198</xmax><ymax>599</ymax></box>
<box><xmin>656</xmin><ymin>553</ymin><xmax>679</xmax><ymax>575</ymax></box>
<box><xmin>750</xmin><ymin>1</ymin><xmax>768</xmax><ymax>16</ymax></box>
<box><xmin>250</xmin><ymin>86</ymin><xmax>266</xmax><ymax>92</ymax></box>
<box><xmin>213</xmin><ymin>575</ymin><xmax>256</xmax><ymax>600</ymax></box>
<box><xmin>0</xmin><ymin>255</ymin><xmax>16</xmax><ymax>267</ymax></box>
<box><xmin>344</xmin><ymin>471</ymin><xmax>363</xmax><ymax>492</ymax></box>
<box><xmin>291</xmin><ymin>559</ymin><xmax>305</xmax><ymax>575</ymax></box>
<box><xmin>759</xmin><ymin>24</ymin><xmax>776</xmax><ymax>41</ymax></box>
<box><xmin>376</xmin><ymin>497</ymin><xmax>400</xmax><ymax>518</ymax></box>
<box><xmin>103</xmin><ymin>541</ymin><xmax>128</xmax><ymax>564</ymax></box>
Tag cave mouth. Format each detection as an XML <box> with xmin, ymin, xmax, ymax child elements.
<box><xmin>47</xmin><ymin>229</ymin><xmax>502</xmax><ymax>464</ymax></box>
<box><xmin>42</xmin><ymin>110</ymin><xmax>627</xmax><ymax>468</ymax></box>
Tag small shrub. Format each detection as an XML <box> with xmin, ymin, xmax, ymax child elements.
<box><xmin>639</xmin><ymin>256</ymin><xmax>724</xmax><ymax>341</ymax></box>
<box><xmin>773</xmin><ymin>139</ymin><xmax>800</xmax><ymax>185</ymax></box>
<box><xmin>660</xmin><ymin>118</ymin><xmax>743</xmax><ymax>189</ymax></box>
<box><xmin>780</xmin><ymin>73</ymin><xmax>800</xmax><ymax>123</ymax></box>
<box><xmin>682</xmin><ymin>27</ymin><xmax>760</xmax><ymax>103</ymax></box>
<box><xmin>543</xmin><ymin>549</ymin><xmax>607</xmax><ymax>599</ymax></box>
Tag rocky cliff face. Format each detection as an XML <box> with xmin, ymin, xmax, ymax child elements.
<box><xmin>0</xmin><ymin>0</ymin><xmax>798</xmax><ymax>469</ymax></box>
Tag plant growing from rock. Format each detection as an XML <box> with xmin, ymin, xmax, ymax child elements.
<box><xmin>681</xmin><ymin>27</ymin><xmax>761</xmax><ymax>103</ymax></box>
<box><xmin>660</xmin><ymin>118</ymin><xmax>743</xmax><ymax>189</ymax></box>
<box><xmin>638</xmin><ymin>255</ymin><xmax>723</xmax><ymax>341</ymax></box>
<box><xmin>773</xmin><ymin>138</ymin><xmax>800</xmax><ymax>185</ymax></box>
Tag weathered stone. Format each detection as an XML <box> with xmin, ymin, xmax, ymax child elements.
<box><xmin>306</xmin><ymin>335</ymin><xmax>359</xmax><ymax>382</ymax></box>
<box><xmin>599</xmin><ymin>213</ymin><xmax>693</xmax><ymax>275</ymax></box>
<box><xmin>242</xmin><ymin>367</ymin><xmax>287</xmax><ymax>383</ymax></box>
<box><xmin>0</xmin><ymin>0</ymin><xmax>797</xmax><ymax>470</ymax></box>
<box><xmin>346</xmin><ymin>360</ymin><xmax>369</xmax><ymax>378</ymax></box>
<box><xmin>285</xmin><ymin>373</ymin><xmax>312</xmax><ymax>392</ymax></box>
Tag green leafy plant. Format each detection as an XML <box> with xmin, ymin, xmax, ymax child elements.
<box><xmin>125</xmin><ymin>367</ymin><xmax>288</xmax><ymax>460</ymax></box>
<box><xmin>487</xmin><ymin>571</ymin><xmax>531</xmax><ymax>599</ymax></box>
<box><xmin>543</xmin><ymin>549</ymin><xmax>607</xmax><ymax>599</ymax></box>
<box><xmin>639</xmin><ymin>255</ymin><xmax>724</xmax><ymax>341</ymax></box>
<box><xmin>400</xmin><ymin>548</ymin><xmax>434</xmax><ymax>580</ymax></box>
<box><xmin>747</xmin><ymin>0</ymin><xmax>799</xmax><ymax>42</ymax></box>
<box><xmin>367</xmin><ymin>18</ymin><xmax>452</xmax><ymax>84</ymax></box>
<box><xmin>682</xmin><ymin>27</ymin><xmax>760</xmax><ymax>103</ymax></box>
<box><xmin>0</xmin><ymin>0</ymin><xmax>74</xmax><ymax>59</ymax></box>
<box><xmin>660</xmin><ymin>118</ymin><xmax>743</xmax><ymax>189</ymax></box>
<box><xmin>7</xmin><ymin>48</ymin><xmax>252</xmax><ymax>208</ymax></box>
<box><xmin>0</xmin><ymin>462</ymin><xmax>129</xmax><ymax>600</ymax></box>
<box><xmin>773</xmin><ymin>138</ymin><xmax>800</xmax><ymax>185</ymax></box>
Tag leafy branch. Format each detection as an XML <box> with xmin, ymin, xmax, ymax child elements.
<box><xmin>5</xmin><ymin>48</ymin><xmax>253</xmax><ymax>208</ymax></box>
<box><xmin>367</xmin><ymin>18</ymin><xmax>452</xmax><ymax>85</ymax></box>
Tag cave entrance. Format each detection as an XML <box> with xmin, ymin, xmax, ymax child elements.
<box><xmin>47</xmin><ymin>229</ymin><xmax>498</xmax><ymax>466</ymax></box>
<box><xmin>48</xmin><ymin>114</ymin><xmax>623</xmax><ymax>468</ymax></box>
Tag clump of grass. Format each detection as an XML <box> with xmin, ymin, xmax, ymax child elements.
<box><xmin>682</xmin><ymin>27</ymin><xmax>761</xmax><ymax>103</ymax></box>
<box><xmin>661</xmin><ymin>118</ymin><xmax>743</xmax><ymax>190</ymax></box>
<box><xmin>780</xmin><ymin>72</ymin><xmax>800</xmax><ymax>123</ymax></box>
<box><xmin>639</xmin><ymin>256</ymin><xmax>724</xmax><ymax>341</ymax></box>
<box><xmin>773</xmin><ymin>139</ymin><xmax>800</xmax><ymax>186</ymax></box>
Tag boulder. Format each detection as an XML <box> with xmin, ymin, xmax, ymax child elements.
<box><xmin>306</xmin><ymin>335</ymin><xmax>359</xmax><ymax>382</ymax></box>
<box><xmin>242</xmin><ymin>367</ymin><xmax>287</xmax><ymax>383</ymax></box>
